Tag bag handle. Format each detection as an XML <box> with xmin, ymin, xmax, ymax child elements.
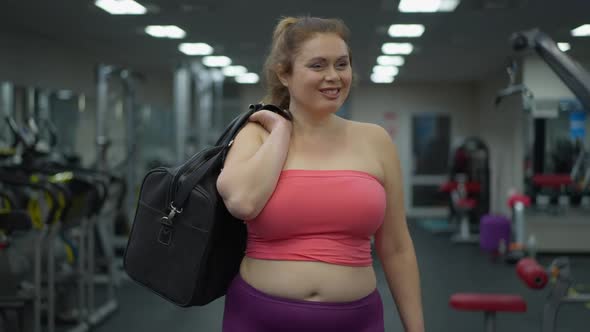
<box><xmin>172</xmin><ymin>103</ymin><xmax>292</xmax><ymax>213</ymax></box>
<box><xmin>216</xmin><ymin>103</ymin><xmax>291</xmax><ymax>146</ymax></box>
<box><xmin>218</xmin><ymin>103</ymin><xmax>292</xmax><ymax>166</ymax></box>
<box><xmin>172</xmin><ymin>104</ymin><xmax>261</xmax><ymax>189</ymax></box>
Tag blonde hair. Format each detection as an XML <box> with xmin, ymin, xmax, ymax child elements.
<box><xmin>261</xmin><ymin>16</ymin><xmax>353</xmax><ymax>110</ymax></box>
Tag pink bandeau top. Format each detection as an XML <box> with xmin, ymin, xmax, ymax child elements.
<box><xmin>245</xmin><ymin>169</ymin><xmax>387</xmax><ymax>267</ymax></box>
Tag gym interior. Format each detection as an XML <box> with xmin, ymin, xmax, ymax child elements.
<box><xmin>1</xmin><ymin>1</ymin><xmax>590</xmax><ymax>331</ymax></box>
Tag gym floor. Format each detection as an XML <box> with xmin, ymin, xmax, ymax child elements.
<box><xmin>84</xmin><ymin>220</ymin><xmax>590</xmax><ymax>332</ymax></box>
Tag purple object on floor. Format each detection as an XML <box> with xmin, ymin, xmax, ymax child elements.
<box><xmin>479</xmin><ymin>215</ymin><xmax>511</xmax><ymax>252</ymax></box>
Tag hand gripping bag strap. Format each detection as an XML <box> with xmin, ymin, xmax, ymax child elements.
<box><xmin>217</xmin><ymin>104</ymin><xmax>292</xmax><ymax>165</ymax></box>
<box><xmin>170</xmin><ymin>102</ymin><xmax>293</xmax><ymax>211</ymax></box>
<box><xmin>168</xmin><ymin>108</ymin><xmax>254</xmax><ymax>201</ymax></box>
<box><xmin>216</xmin><ymin>103</ymin><xmax>291</xmax><ymax>147</ymax></box>
<box><xmin>172</xmin><ymin>103</ymin><xmax>293</xmax><ymax>210</ymax></box>
<box><xmin>172</xmin><ymin>103</ymin><xmax>287</xmax><ymax>210</ymax></box>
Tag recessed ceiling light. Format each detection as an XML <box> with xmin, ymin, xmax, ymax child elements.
<box><xmin>398</xmin><ymin>0</ymin><xmax>460</xmax><ymax>13</ymax></box>
<box><xmin>571</xmin><ymin>24</ymin><xmax>590</xmax><ymax>37</ymax></box>
<box><xmin>388</xmin><ymin>24</ymin><xmax>425</xmax><ymax>38</ymax></box>
<box><xmin>382</xmin><ymin>42</ymin><xmax>414</xmax><ymax>55</ymax></box>
<box><xmin>222</xmin><ymin>66</ymin><xmax>248</xmax><ymax>77</ymax></box>
<box><xmin>145</xmin><ymin>26</ymin><xmax>186</xmax><ymax>39</ymax></box>
<box><xmin>178</xmin><ymin>43</ymin><xmax>213</xmax><ymax>56</ymax></box>
<box><xmin>202</xmin><ymin>56</ymin><xmax>232</xmax><ymax>67</ymax></box>
<box><xmin>236</xmin><ymin>73</ymin><xmax>260</xmax><ymax>84</ymax></box>
<box><xmin>95</xmin><ymin>0</ymin><xmax>147</xmax><ymax>15</ymax></box>
<box><xmin>371</xmin><ymin>73</ymin><xmax>395</xmax><ymax>84</ymax></box>
<box><xmin>557</xmin><ymin>42</ymin><xmax>571</xmax><ymax>52</ymax></box>
<box><xmin>377</xmin><ymin>55</ymin><xmax>405</xmax><ymax>66</ymax></box>
<box><xmin>373</xmin><ymin>65</ymin><xmax>400</xmax><ymax>77</ymax></box>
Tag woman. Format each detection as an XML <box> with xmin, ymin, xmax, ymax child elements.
<box><xmin>216</xmin><ymin>16</ymin><xmax>424</xmax><ymax>332</ymax></box>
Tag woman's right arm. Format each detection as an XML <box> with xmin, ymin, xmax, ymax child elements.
<box><xmin>216</xmin><ymin>115</ymin><xmax>291</xmax><ymax>220</ymax></box>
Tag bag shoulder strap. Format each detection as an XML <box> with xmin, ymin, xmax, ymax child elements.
<box><xmin>174</xmin><ymin>147</ymin><xmax>224</xmax><ymax>210</ymax></box>
<box><xmin>217</xmin><ymin>103</ymin><xmax>291</xmax><ymax>166</ymax></box>
<box><xmin>174</xmin><ymin>103</ymin><xmax>291</xmax><ymax>209</ymax></box>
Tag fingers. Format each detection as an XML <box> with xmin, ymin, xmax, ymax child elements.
<box><xmin>248</xmin><ymin>110</ymin><xmax>278</xmax><ymax>132</ymax></box>
<box><xmin>249</xmin><ymin>109</ymin><xmax>293</xmax><ymax>133</ymax></box>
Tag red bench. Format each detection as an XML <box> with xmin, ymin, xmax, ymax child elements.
<box><xmin>449</xmin><ymin>258</ymin><xmax>548</xmax><ymax>332</ymax></box>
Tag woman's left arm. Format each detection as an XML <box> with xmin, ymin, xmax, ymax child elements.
<box><xmin>371</xmin><ymin>125</ymin><xmax>425</xmax><ymax>332</ymax></box>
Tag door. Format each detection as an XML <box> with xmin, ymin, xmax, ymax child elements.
<box><xmin>407</xmin><ymin>113</ymin><xmax>451</xmax><ymax>217</ymax></box>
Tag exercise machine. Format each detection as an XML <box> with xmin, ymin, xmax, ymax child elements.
<box><xmin>496</xmin><ymin>29</ymin><xmax>590</xmax><ymax>253</ymax></box>
<box><xmin>449</xmin><ymin>27</ymin><xmax>590</xmax><ymax>332</ymax></box>
<box><xmin>440</xmin><ymin>137</ymin><xmax>490</xmax><ymax>243</ymax></box>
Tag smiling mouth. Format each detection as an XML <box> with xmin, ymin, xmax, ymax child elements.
<box><xmin>319</xmin><ymin>88</ymin><xmax>341</xmax><ymax>98</ymax></box>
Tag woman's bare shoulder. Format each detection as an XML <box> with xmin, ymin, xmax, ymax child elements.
<box><xmin>345</xmin><ymin>119</ymin><xmax>387</xmax><ymax>141</ymax></box>
<box><xmin>344</xmin><ymin>120</ymin><xmax>391</xmax><ymax>183</ymax></box>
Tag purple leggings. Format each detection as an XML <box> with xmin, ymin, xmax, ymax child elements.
<box><xmin>222</xmin><ymin>274</ymin><xmax>385</xmax><ymax>332</ymax></box>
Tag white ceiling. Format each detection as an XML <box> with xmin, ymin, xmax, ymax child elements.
<box><xmin>1</xmin><ymin>0</ymin><xmax>590</xmax><ymax>84</ymax></box>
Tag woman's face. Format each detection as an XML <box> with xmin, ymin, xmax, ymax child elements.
<box><xmin>280</xmin><ymin>33</ymin><xmax>352</xmax><ymax>114</ymax></box>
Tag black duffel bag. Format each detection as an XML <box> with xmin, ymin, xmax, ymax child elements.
<box><xmin>123</xmin><ymin>103</ymin><xmax>292</xmax><ymax>307</ymax></box>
